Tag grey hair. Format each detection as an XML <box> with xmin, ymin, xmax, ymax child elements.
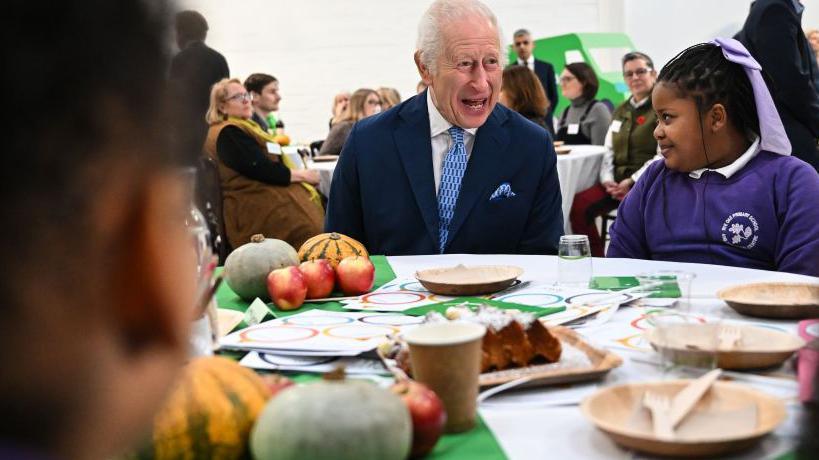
<box><xmin>416</xmin><ymin>0</ymin><xmax>506</xmax><ymax>74</ymax></box>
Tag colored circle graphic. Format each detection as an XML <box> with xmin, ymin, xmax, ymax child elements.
<box><xmin>323</xmin><ymin>324</ymin><xmax>398</xmax><ymax>341</ymax></box>
<box><xmin>259</xmin><ymin>353</ymin><xmax>337</xmax><ymax>367</ymax></box>
<box><xmin>361</xmin><ymin>291</ymin><xmax>426</xmax><ymax>305</ymax></box>
<box><xmin>240</xmin><ymin>326</ymin><xmax>318</xmax><ymax>343</ymax></box>
<box><xmin>495</xmin><ymin>292</ymin><xmax>563</xmax><ymax>306</ymax></box>
<box><xmin>359</xmin><ymin>315</ymin><xmax>424</xmax><ymax>326</ymax></box>
<box><xmin>283</xmin><ymin>315</ymin><xmax>354</xmax><ymax>326</ymax></box>
<box><xmin>565</xmin><ymin>292</ymin><xmax>632</xmax><ymax>305</ymax></box>
<box><xmin>398</xmin><ymin>281</ymin><xmax>428</xmax><ymax>292</ymax></box>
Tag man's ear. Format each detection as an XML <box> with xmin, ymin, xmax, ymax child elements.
<box><xmin>414</xmin><ymin>51</ymin><xmax>433</xmax><ymax>86</ymax></box>
<box><xmin>709</xmin><ymin>103</ymin><xmax>728</xmax><ymax>133</ymax></box>
<box><xmin>110</xmin><ymin>174</ymin><xmax>195</xmax><ymax>354</ymax></box>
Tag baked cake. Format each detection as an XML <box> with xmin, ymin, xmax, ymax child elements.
<box><xmin>383</xmin><ymin>305</ymin><xmax>562</xmax><ymax>373</ymax></box>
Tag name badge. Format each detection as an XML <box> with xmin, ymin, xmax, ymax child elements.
<box><xmin>610</xmin><ymin>120</ymin><xmax>623</xmax><ymax>133</ymax></box>
<box><xmin>266</xmin><ymin>142</ymin><xmax>282</xmax><ymax>155</ymax></box>
<box><xmin>567</xmin><ymin>123</ymin><xmax>580</xmax><ymax>135</ymax></box>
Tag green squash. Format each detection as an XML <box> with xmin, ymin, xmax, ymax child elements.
<box><xmin>224</xmin><ymin>234</ymin><xmax>298</xmax><ymax>301</ymax></box>
<box><xmin>250</xmin><ymin>374</ymin><xmax>411</xmax><ymax>460</ymax></box>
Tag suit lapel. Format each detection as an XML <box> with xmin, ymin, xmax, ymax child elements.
<box><xmin>445</xmin><ymin>107</ymin><xmax>510</xmax><ymax>247</ymax></box>
<box><xmin>394</xmin><ymin>92</ymin><xmax>439</xmax><ymax>247</ymax></box>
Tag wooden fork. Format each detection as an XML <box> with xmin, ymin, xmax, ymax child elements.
<box><xmin>719</xmin><ymin>325</ymin><xmax>742</xmax><ymax>350</ymax></box>
<box><xmin>643</xmin><ymin>390</ymin><xmax>675</xmax><ymax>439</ymax></box>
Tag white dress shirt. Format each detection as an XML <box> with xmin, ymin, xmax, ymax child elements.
<box><xmin>688</xmin><ymin>136</ymin><xmax>760</xmax><ymax>179</ymax></box>
<box><xmin>427</xmin><ymin>89</ymin><xmax>477</xmax><ymax>193</ymax></box>
<box><xmin>519</xmin><ymin>56</ymin><xmax>534</xmax><ymax>72</ymax></box>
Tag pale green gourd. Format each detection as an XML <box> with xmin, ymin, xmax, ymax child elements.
<box><xmin>250</xmin><ymin>374</ymin><xmax>412</xmax><ymax>460</ymax></box>
<box><xmin>224</xmin><ymin>234</ymin><xmax>298</xmax><ymax>301</ymax></box>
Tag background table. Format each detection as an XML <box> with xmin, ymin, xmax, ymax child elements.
<box><xmin>308</xmin><ymin>144</ymin><xmax>606</xmax><ymax>234</ymax></box>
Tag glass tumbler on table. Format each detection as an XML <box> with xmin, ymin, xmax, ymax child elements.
<box><xmin>557</xmin><ymin>235</ymin><xmax>592</xmax><ymax>288</ymax></box>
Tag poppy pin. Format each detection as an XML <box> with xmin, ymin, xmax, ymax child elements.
<box><xmin>636</xmin><ymin>115</ymin><xmax>646</xmax><ymax>125</ymax></box>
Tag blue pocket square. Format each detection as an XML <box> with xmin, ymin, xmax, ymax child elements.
<box><xmin>489</xmin><ymin>182</ymin><xmax>516</xmax><ymax>201</ymax></box>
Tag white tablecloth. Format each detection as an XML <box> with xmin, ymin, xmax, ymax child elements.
<box><xmin>385</xmin><ymin>254</ymin><xmax>816</xmax><ymax>460</ymax></box>
<box><xmin>308</xmin><ymin>144</ymin><xmax>605</xmax><ymax>234</ymax></box>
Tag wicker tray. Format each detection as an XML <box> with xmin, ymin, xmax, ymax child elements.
<box><xmin>379</xmin><ymin>324</ymin><xmax>622</xmax><ymax>388</ymax></box>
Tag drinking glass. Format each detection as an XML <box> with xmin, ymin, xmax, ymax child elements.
<box><xmin>639</xmin><ymin>271</ymin><xmax>718</xmax><ymax>374</ymax></box>
<box><xmin>557</xmin><ymin>235</ymin><xmax>592</xmax><ymax>288</ymax></box>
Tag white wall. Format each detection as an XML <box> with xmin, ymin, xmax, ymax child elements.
<box><xmin>179</xmin><ymin>0</ymin><xmax>819</xmax><ymax>143</ymax></box>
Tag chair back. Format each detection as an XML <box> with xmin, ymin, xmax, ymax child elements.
<box><xmin>195</xmin><ymin>155</ymin><xmax>231</xmax><ymax>263</ymax></box>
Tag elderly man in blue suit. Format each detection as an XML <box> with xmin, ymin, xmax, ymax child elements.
<box><xmin>326</xmin><ymin>0</ymin><xmax>563</xmax><ymax>256</ymax></box>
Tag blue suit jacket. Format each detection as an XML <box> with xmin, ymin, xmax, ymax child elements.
<box><xmin>325</xmin><ymin>91</ymin><xmax>563</xmax><ymax>256</ymax></box>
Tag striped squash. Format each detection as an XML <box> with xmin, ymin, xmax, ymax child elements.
<box><xmin>132</xmin><ymin>356</ymin><xmax>271</xmax><ymax>460</ymax></box>
<box><xmin>298</xmin><ymin>232</ymin><xmax>369</xmax><ymax>269</ymax></box>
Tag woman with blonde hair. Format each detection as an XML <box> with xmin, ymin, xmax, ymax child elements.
<box><xmin>499</xmin><ymin>65</ymin><xmax>550</xmax><ymax>129</ymax></box>
<box><xmin>204</xmin><ymin>78</ymin><xmax>323</xmax><ymax>249</ymax></box>
<box><xmin>377</xmin><ymin>87</ymin><xmax>401</xmax><ymax>110</ymax></box>
<box><xmin>319</xmin><ymin>88</ymin><xmax>381</xmax><ymax>156</ymax></box>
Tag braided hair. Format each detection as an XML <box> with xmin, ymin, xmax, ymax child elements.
<box><xmin>657</xmin><ymin>43</ymin><xmax>764</xmax><ymax>141</ymax></box>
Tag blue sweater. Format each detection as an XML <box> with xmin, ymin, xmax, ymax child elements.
<box><xmin>607</xmin><ymin>151</ymin><xmax>819</xmax><ymax>276</ymax></box>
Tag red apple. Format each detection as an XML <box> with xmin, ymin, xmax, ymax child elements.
<box><xmin>261</xmin><ymin>373</ymin><xmax>294</xmax><ymax>398</ymax></box>
<box><xmin>266</xmin><ymin>266</ymin><xmax>307</xmax><ymax>310</ymax></box>
<box><xmin>299</xmin><ymin>259</ymin><xmax>336</xmax><ymax>299</ymax></box>
<box><xmin>336</xmin><ymin>256</ymin><xmax>375</xmax><ymax>295</ymax></box>
<box><xmin>391</xmin><ymin>379</ymin><xmax>447</xmax><ymax>458</ymax></box>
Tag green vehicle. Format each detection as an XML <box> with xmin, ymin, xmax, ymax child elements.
<box><xmin>508</xmin><ymin>33</ymin><xmax>636</xmax><ymax>117</ymax></box>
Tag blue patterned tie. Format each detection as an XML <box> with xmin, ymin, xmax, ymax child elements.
<box><xmin>437</xmin><ymin>126</ymin><xmax>467</xmax><ymax>253</ymax></box>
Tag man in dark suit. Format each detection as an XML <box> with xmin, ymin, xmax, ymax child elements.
<box><xmin>169</xmin><ymin>10</ymin><xmax>229</xmax><ymax>165</ymax></box>
<box><xmin>325</xmin><ymin>0</ymin><xmax>563</xmax><ymax>256</ymax></box>
<box><xmin>736</xmin><ymin>0</ymin><xmax>819</xmax><ymax>171</ymax></box>
<box><xmin>509</xmin><ymin>28</ymin><xmax>558</xmax><ymax>135</ymax></box>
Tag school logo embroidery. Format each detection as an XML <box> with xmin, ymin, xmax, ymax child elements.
<box><xmin>720</xmin><ymin>212</ymin><xmax>759</xmax><ymax>249</ymax></box>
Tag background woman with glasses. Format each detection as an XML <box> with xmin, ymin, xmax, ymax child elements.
<box><xmin>318</xmin><ymin>88</ymin><xmax>382</xmax><ymax>156</ymax></box>
<box><xmin>204</xmin><ymin>78</ymin><xmax>323</xmax><ymax>249</ymax></box>
<box><xmin>555</xmin><ymin>62</ymin><xmax>611</xmax><ymax>145</ymax></box>
<box><xmin>569</xmin><ymin>51</ymin><xmax>660</xmax><ymax>257</ymax></box>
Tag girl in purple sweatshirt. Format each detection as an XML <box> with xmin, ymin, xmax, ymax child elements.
<box><xmin>607</xmin><ymin>38</ymin><xmax>819</xmax><ymax>277</ymax></box>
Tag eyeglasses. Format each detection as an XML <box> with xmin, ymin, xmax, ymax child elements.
<box><xmin>514</xmin><ymin>40</ymin><xmax>530</xmax><ymax>46</ymax></box>
<box><xmin>225</xmin><ymin>92</ymin><xmax>252</xmax><ymax>103</ymax></box>
<box><xmin>559</xmin><ymin>75</ymin><xmax>577</xmax><ymax>84</ymax></box>
<box><xmin>623</xmin><ymin>68</ymin><xmax>652</xmax><ymax>79</ymax></box>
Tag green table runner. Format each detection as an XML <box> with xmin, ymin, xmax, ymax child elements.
<box><xmin>215</xmin><ymin>255</ymin><xmax>508</xmax><ymax>459</ymax></box>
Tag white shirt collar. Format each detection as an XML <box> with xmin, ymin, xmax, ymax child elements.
<box><xmin>629</xmin><ymin>96</ymin><xmax>649</xmax><ymax>108</ymax></box>
<box><xmin>426</xmin><ymin>89</ymin><xmax>478</xmax><ymax>138</ymax></box>
<box><xmin>688</xmin><ymin>136</ymin><xmax>760</xmax><ymax>179</ymax></box>
<box><xmin>519</xmin><ymin>55</ymin><xmax>534</xmax><ymax>67</ymax></box>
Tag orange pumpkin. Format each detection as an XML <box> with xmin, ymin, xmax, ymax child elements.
<box><xmin>131</xmin><ymin>356</ymin><xmax>271</xmax><ymax>460</ymax></box>
<box><xmin>298</xmin><ymin>232</ymin><xmax>369</xmax><ymax>269</ymax></box>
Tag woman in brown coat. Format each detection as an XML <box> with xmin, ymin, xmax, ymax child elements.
<box><xmin>204</xmin><ymin>78</ymin><xmax>323</xmax><ymax>249</ymax></box>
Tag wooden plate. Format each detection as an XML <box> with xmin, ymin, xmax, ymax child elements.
<box><xmin>717</xmin><ymin>282</ymin><xmax>819</xmax><ymax>319</ymax></box>
<box><xmin>645</xmin><ymin>323</ymin><xmax>805</xmax><ymax>370</ymax></box>
<box><xmin>312</xmin><ymin>154</ymin><xmax>339</xmax><ymax>162</ymax></box>
<box><xmin>379</xmin><ymin>325</ymin><xmax>622</xmax><ymax>388</ymax></box>
<box><xmin>555</xmin><ymin>146</ymin><xmax>572</xmax><ymax>155</ymax></box>
<box><xmin>415</xmin><ymin>264</ymin><xmax>523</xmax><ymax>296</ymax></box>
<box><xmin>581</xmin><ymin>380</ymin><xmax>786</xmax><ymax>457</ymax></box>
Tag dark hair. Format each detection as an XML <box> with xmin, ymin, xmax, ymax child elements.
<box><xmin>175</xmin><ymin>10</ymin><xmax>208</xmax><ymax>43</ymax></box>
<box><xmin>657</xmin><ymin>43</ymin><xmax>760</xmax><ymax>138</ymax></box>
<box><xmin>244</xmin><ymin>73</ymin><xmax>278</xmax><ymax>95</ymax></box>
<box><xmin>564</xmin><ymin>62</ymin><xmax>599</xmax><ymax>100</ymax></box>
<box><xmin>622</xmin><ymin>51</ymin><xmax>654</xmax><ymax>70</ymax></box>
<box><xmin>513</xmin><ymin>28</ymin><xmax>530</xmax><ymax>38</ymax></box>
<box><xmin>502</xmin><ymin>65</ymin><xmax>549</xmax><ymax>116</ymax></box>
<box><xmin>1</xmin><ymin>0</ymin><xmax>172</xmax><ymax>447</ymax></box>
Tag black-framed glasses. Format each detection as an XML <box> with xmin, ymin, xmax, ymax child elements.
<box><xmin>225</xmin><ymin>92</ymin><xmax>251</xmax><ymax>103</ymax></box>
<box><xmin>623</xmin><ymin>68</ymin><xmax>652</xmax><ymax>79</ymax></box>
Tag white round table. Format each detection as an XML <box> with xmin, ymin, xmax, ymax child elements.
<box><xmin>308</xmin><ymin>144</ymin><xmax>606</xmax><ymax>234</ymax></box>
<box><xmin>385</xmin><ymin>254</ymin><xmax>815</xmax><ymax>460</ymax></box>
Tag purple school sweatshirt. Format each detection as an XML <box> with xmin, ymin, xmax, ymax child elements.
<box><xmin>607</xmin><ymin>151</ymin><xmax>819</xmax><ymax>277</ymax></box>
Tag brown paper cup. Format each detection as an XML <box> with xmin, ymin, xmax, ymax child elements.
<box><xmin>404</xmin><ymin>322</ymin><xmax>486</xmax><ymax>433</ymax></box>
